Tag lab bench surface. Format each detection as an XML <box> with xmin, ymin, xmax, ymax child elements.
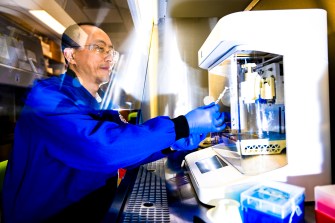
<box><xmin>105</xmin><ymin>150</ymin><xmax>316</xmax><ymax>223</ymax></box>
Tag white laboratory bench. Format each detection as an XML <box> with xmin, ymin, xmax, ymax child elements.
<box><xmin>102</xmin><ymin>150</ymin><xmax>316</xmax><ymax>223</ymax></box>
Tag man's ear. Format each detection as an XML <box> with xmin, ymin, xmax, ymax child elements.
<box><xmin>63</xmin><ymin>48</ymin><xmax>76</xmax><ymax>65</ymax></box>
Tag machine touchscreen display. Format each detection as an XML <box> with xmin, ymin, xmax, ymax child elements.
<box><xmin>195</xmin><ymin>155</ymin><xmax>227</xmax><ymax>174</ymax></box>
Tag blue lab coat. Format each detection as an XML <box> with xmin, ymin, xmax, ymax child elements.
<box><xmin>2</xmin><ymin>71</ymin><xmax>188</xmax><ymax>222</ymax></box>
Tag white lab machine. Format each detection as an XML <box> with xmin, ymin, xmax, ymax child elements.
<box><xmin>185</xmin><ymin>9</ymin><xmax>331</xmax><ymax>204</ymax></box>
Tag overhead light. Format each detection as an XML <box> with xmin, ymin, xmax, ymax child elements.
<box><xmin>29</xmin><ymin>10</ymin><xmax>66</xmax><ymax>35</ymax></box>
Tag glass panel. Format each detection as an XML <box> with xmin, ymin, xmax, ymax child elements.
<box><xmin>209</xmin><ymin>48</ymin><xmax>287</xmax><ymax>175</ymax></box>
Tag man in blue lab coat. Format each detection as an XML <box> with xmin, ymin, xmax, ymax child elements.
<box><xmin>2</xmin><ymin>23</ymin><xmax>226</xmax><ymax>223</ymax></box>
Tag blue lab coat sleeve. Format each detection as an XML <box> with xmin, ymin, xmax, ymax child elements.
<box><xmin>23</xmin><ymin>75</ymin><xmax>180</xmax><ymax>173</ymax></box>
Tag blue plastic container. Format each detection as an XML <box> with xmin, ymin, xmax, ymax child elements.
<box><xmin>241</xmin><ymin>181</ymin><xmax>305</xmax><ymax>223</ymax></box>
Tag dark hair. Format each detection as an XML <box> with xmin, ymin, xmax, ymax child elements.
<box><xmin>61</xmin><ymin>22</ymin><xmax>96</xmax><ymax>64</ymax></box>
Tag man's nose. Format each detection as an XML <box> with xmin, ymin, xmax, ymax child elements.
<box><xmin>104</xmin><ymin>52</ymin><xmax>113</xmax><ymax>63</ymax></box>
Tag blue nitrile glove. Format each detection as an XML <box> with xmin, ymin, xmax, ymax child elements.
<box><xmin>185</xmin><ymin>103</ymin><xmax>226</xmax><ymax>135</ymax></box>
<box><xmin>171</xmin><ymin>134</ymin><xmax>207</xmax><ymax>151</ymax></box>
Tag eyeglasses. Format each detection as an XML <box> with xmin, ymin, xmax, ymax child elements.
<box><xmin>82</xmin><ymin>44</ymin><xmax>119</xmax><ymax>64</ymax></box>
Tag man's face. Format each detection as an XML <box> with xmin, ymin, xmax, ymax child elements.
<box><xmin>71</xmin><ymin>25</ymin><xmax>115</xmax><ymax>86</ymax></box>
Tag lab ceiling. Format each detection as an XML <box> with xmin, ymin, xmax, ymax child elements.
<box><xmin>54</xmin><ymin>0</ymin><xmax>252</xmax><ymax>47</ymax></box>
<box><xmin>0</xmin><ymin>0</ymin><xmax>252</xmax><ymax>37</ymax></box>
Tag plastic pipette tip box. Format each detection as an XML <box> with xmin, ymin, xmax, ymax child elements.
<box><xmin>240</xmin><ymin>181</ymin><xmax>305</xmax><ymax>223</ymax></box>
<box><xmin>315</xmin><ymin>185</ymin><xmax>335</xmax><ymax>223</ymax></box>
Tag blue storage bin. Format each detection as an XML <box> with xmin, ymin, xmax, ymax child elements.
<box><xmin>241</xmin><ymin>181</ymin><xmax>305</xmax><ymax>223</ymax></box>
